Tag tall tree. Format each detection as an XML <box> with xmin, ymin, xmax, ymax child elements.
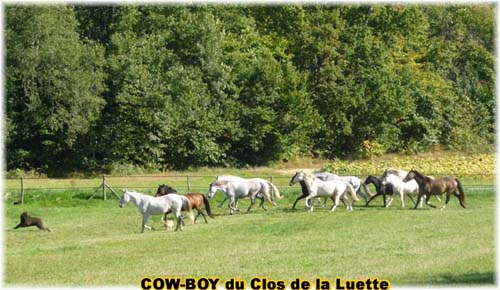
<box><xmin>6</xmin><ymin>5</ymin><xmax>106</xmax><ymax>172</ymax></box>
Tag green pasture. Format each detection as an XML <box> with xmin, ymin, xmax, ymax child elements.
<box><xmin>3</xmin><ymin>178</ymin><xmax>495</xmax><ymax>287</ymax></box>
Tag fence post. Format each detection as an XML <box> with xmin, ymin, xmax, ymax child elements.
<box><xmin>20</xmin><ymin>176</ymin><xmax>25</xmax><ymax>204</ymax></box>
<box><xmin>187</xmin><ymin>175</ymin><xmax>191</xmax><ymax>193</ymax></box>
<box><xmin>102</xmin><ymin>175</ymin><xmax>107</xmax><ymax>200</ymax></box>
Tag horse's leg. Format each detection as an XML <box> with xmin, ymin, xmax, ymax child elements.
<box><xmin>425</xmin><ymin>194</ymin><xmax>437</xmax><ymax>208</ymax></box>
<box><xmin>196</xmin><ymin>209</ymin><xmax>206</xmax><ymax>223</ymax></box>
<box><xmin>385</xmin><ymin>196</ymin><xmax>394</xmax><ymax>208</ymax></box>
<box><xmin>420</xmin><ymin>194</ymin><xmax>431</xmax><ymax>207</ymax></box>
<box><xmin>246</xmin><ymin>195</ymin><xmax>256</xmax><ymax>213</ymax></box>
<box><xmin>341</xmin><ymin>194</ymin><xmax>351</xmax><ymax>211</ymax></box>
<box><xmin>231</xmin><ymin>192</ymin><xmax>241</xmax><ymax>212</ymax></box>
<box><xmin>200</xmin><ymin>211</ymin><xmax>208</xmax><ymax>223</ymax></box>
<box><xmin>197</xmin><ymin>206</ymin><xmax>208</xmax><ymax>223</ymax></box>
<box><xmin>331</xmin><ymin>194</ymin><xmax>340</xmax><ymax>212</ymax></box>
<box><xmin>414</xmin><ymin>193</ymin><xmax>422</xmax><ymax>209</ymax></box>
<box><xmin>174</xmin><ymin>211</ymin><xmax>183</xmax><ymax>231</ymax></box>
<box><xmin>329</xmin><ymin>196</ymin><xmax>336</xmax><ymax>210</ymax></box>
<box><xmin>310</xmin><ymin>196</ymin><xmax>316</xmax><ymax>212</ymax></box>
<box><xmin>365</xmin><ymin>193</ymin><xmax>379</xmax><ymax>207</ymax></box>
<box><xmin>162</xmin><ymin>209</ymin><xmax>172</xmax><ymax>224</ymax></box>
<box><xmin>305</xmin><ymin>196</ymin><xmax>314</xmax><ymax>212</ymax></box>
<box><xmin>292</xmin><ymin>195</ymin><xmax>306</xmax><ymax>209</ymax></box>
<box><xmin>228</xmin><ymin>196</ymin><xmax>237</xmax><ymax>214</ymax></box>
<box><xmin>194</xmin><ymin>206</ymin><xmax>201</xmax><ymax>224</ymax></box>
<box><xmin>452</xmin><ymin>190</ymin><xmax>466</xmax><ymax>208</ymax></box>
<box><xmin>342</xmin><ymin>196</ymin><xmax>348</xmax><ymax>209</ymax></box>
<box><xmin>178</xmin><ymin>214</ymin><xmax>183</xmax><ymax>231</ymax></box>
<box><xmin>141</xmin><ymin>214</ymin><xmax>151</xmax><ymax>233</ymax></box>
<box><xmin>346</xmin><ymin>197</ymin><xmax>353</xmax><ymax>211</ymax></box>
<box><xmin>441</xmin><ymin>193</ymin><xmax>451</xmax><ymax>210</ymax></box>
<box><xmin>218</xmin><ymin>197</ymin><xmax>228</xmax><ymax>208</ymax></box>
<box><xmin>322</xmin><ymin>197</ymin><xmax>328</xmax><ymax>208</ymax></box>
<box><xmin>400</xmin><ymin>191</ymin><xmax>405</xmax><ymax>208</ymax></box>
<box><xmin>357</xmin><ymin>190</ymin><xmax>368</xmax><ymax>204</ymax></box>
<box><xmin>406</xmin><ymin>192</ymin><xmax>417</xmax><ymax>206</ymax></box>
<box><xmin>257</xmin><ymin>195</ymin><xmax>267</xmax><ymax>211</ymax></box>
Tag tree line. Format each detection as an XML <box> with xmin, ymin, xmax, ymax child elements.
<box><xmin>6</xmin><ymin>4</ymin><xmax>495</xmax><ymax>174</ymax></box>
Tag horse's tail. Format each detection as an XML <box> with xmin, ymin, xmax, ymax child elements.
<box><xmin>360</xmin><ymin>182</ymin><xmax>374</xmax><ymax>197</ymax></box>
<box><xmin>267</xmin><ymin>181</ymin><xmax>282</xmax><ymax>199</ymax></box>
<box><xmin>347</xmin><ymin>183</ymin><xmax>359</xmax><ymax>201</ymax></box>
<box><xmin>260</xmin><ymin>181</ymin><xmax>276</xmax><ymax>206</ymax></box>
<box><xmin>181</xmin><ymin>196</ymin><xmax>195</xmax><ymax>223</ymax></box>
<box><xmin>202</xmin><ymin>194</ymin><xmax>214</xmax><ymax>218</ymax></box>
<box><xmin>455</xmin><ymin>178</ymin><xmax>467</xmax><ymax>208</ymax></box>
<box><xmin>181</xmin><ymin>197</ymin><xmax>191</xmax><ymax>211</ymax></box>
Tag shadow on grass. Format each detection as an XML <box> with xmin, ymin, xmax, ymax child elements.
<box><xmin>437</xmin><ymin>272</ymin><xmax>495</xmax><ymax>285</ymax></box>
<box><xmin>404</xmin><ymin>272</ymin><xmax>496</xmax><ymax>285</ymax></box>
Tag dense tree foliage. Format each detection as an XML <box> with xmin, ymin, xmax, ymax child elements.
<box><xmin>5</xmin><ymin>4</ymin><xmax>495</xmax><ymax>174</ymax></box>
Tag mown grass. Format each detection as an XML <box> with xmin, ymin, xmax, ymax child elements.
<box><xmin>3</xmin><ymin>183</ymin><xmax>495</xmax><ymax>287</ymax></box>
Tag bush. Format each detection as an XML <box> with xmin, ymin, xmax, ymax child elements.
<box><xmin>356</xmin><ymin>140</ymin><xmax>385</xmax><ymax>159</ymax></box>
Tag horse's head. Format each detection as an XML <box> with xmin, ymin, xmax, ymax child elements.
<box><xmin>119</xmin><ymin>190</ymin><xmax>130</xmax><ymax>208</ymax></box>
<box><xmin>208</xmin><ymin>183</ymin><xmax>217</xmax><ymax>198</ymax></box>
<box><xmin>208</xmin><ymin>181</ymin><xmax>227</xmax><ymax>198</ymax></box>
<box><xmin>289</xmin><ymin>171</ymin><xmax>306</xmax><ymax>186</ymax></box>
<box><xmin>403</xmin><ymin>169</ymin><xmax>416</xmax><ymax>183</ymax></box>
<box><xmin>364</xmin><ymin>175</ymin><xmax>376</xmax><ymax>185</ymax></box>
<box><xmin>155</xmin><ymin>184</ymin><xmax>177</xmax><ymax>197</ymax></box>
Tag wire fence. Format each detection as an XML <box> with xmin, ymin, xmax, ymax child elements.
<box><xmin>4</xmin><ymin>173</ymin><xmax>495</xmax><ymax>204</ymax></box>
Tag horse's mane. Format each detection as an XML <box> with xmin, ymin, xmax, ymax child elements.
<box><xmin>410</xmin><ymin>169</ymin><xmax>426</xmax><ymax>180</ymax></box>
<box><xmin>158</xmin><ymin>184</ymin><xmax>177</xmax><ymax>194</ymax></box>
<box><xmin>298</xmin><ymin>180</ymin><xmax>310</xmax><ymax>196</ymax></box>
<box><xmin>213</xmin><ymin>180</ymin><xmax>229</xmax><ymax>186</ymax></box>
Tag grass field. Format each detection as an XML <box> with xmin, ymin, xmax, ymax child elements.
<box><xmin>3</xmin><ymin>178</ymin><xmax>495</xmax><ymax>287</ymax></box>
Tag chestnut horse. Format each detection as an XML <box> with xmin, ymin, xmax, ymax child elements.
<box><xmin>403</xmin><ymin>169</ymin><xmax>466</xmax><ymax>209</ymax></box>
<box><xmin>155</xmin><ymin>184</ymin><xmax>214</xmax><ymax>223</ymax></box>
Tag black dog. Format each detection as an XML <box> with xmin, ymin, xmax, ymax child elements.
<box><xmin>14</xmin><ymin>212</ymin><xmax>50</xmax><ymax>232</ymax></box>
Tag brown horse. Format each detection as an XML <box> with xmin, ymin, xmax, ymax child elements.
<box><xmin>403</xmin><ymin>169</ymin><xmax>466</xmax><ymax>209</ymax></box>
<box><xmin>155</xmin><ymin>184</ymin><xmax>213</xmax><ymax>223</ymax></box>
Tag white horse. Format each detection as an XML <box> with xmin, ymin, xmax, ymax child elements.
<box><xmin>213</xmin><ymin>175</ymin><xmax>247</xmax><ymax>208</ymax></box>
<box><xmin>315</xmin><ymin>172</ymin><xmax>373</xmax><ymax>203</ymax></box>
<box><xmin>290</xmin><ymin>171</ymin><xmax>359</xmax><ymax>212</ymax></box>
<box><xmin>208</xmin><ymin>177</ymin><xmax>281</xmax><ymax>214</ymax></box>
<box><xmin>119</xmin><ymin>189</ymin><xmax>192</xmax><ymax>232</ymax></box>
<box><xmin>210</xmin><ymin>175</ymin><xmax>282</xmax><ymax>210</ymax></box>
<box><xmin>381</xmin><ymin>168</ymin><xmax>408</xmax><ymax>181</ymax></box>
<box><xmin>383</xmin><ymin>174</ymin><xmax>419</xmax><ymax>208</ymax></box>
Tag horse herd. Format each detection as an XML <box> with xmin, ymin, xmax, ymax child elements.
<box><xmin>118</xmin><ymin>168</ymin><xmax>467</xmax><ymax>233</ymax></box>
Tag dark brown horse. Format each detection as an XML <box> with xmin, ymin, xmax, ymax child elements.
<box><xmin>403</xmin><ymin>169</ymin><xmax>466</xmax><ymax>209</ymax></box>
<box><xmin>363</xmin><ymin>175</ymin><xmax>397</xmax><ymax>207</ymax></box>
<box><xmin>155</xmin><ymin>185</ymin><xmax>213</xmax><ymax>223</ymax></box>
<box><xmin>14</xmin><ymin>212</ymin><xmax>50</xmax><ymax>232</ymax></box>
